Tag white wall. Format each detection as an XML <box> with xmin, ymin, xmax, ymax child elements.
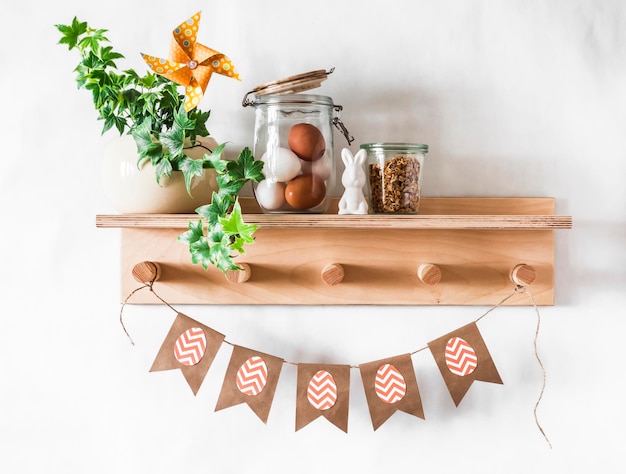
<box><xmin>1</xmin><ymin>0</ymin><xmax>624</xmax><ymax>472</ymax></box>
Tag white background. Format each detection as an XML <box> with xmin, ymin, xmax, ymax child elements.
<box><xmin>1</xmin><ymin>0</ymin><xmax>625</xmax><ymax>472</ymax></box>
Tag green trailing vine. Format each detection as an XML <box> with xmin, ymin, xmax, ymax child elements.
<box><xmin>177</xmin><ymin>146</ymin><xmax>264</xmax><ymax>273</ymax></box>
<box><xmin>56</xmin><ymin>17</ymin><xmax>265</xmax><ymax>273</ymax></box>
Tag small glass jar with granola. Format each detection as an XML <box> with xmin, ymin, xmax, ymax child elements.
<box><xmin>361</xmin><ymin>142</ymin><xmax>429</xmax><ymax>214</ymax></box>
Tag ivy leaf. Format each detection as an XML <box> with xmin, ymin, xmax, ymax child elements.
<box><xmin>194</xmin><ymin>203</ymin><xmax>212</xmax><ymax>222</ymax></box>
<box><xmin>131</xmin><ymin>118</ymin><xmax>152</xmax><ymax>141</ymax></box>
<box><xmin>177</xmin><ymin>219</ymin><xmax>205</xmax><ymax>245</ymax></box>
<box><xmin>188</xmin><ymin>237</ymin><xmax>212</xmax><ymax>270</ymax></box>
<box><xmin>216</xmin><ymin>175</ymin><xmax>245</xmax><ymax>196</ymax></box>
<box><xmin>173</xmin><ymin>103</ymin><xmax>195</xmax><ymax>131</ymax></box>
<box><xmin>81</xmin><ymin>50</ymin><xmax>105</xmax><ymax>70</ymax></box>
<box><xmin>55</xmin><ymin>17</ymin><xmax>87</xmax><ymax>50</ymax></box>
<box><xmin>202</xmin><ymin>143</ymin><xmax>228</xmax><ymax>173</ymax></box>
<box><xmin>131</xmin><ymin>119</ymin><xmax>163</xmax><ymax>162</ymax></box>
<box><xmin>189</xmin><ymin>109</ymin><xmax>211</xmax><ymax>137</ymax></box>
<box><xmin>180</xmin><ymin>156</ymin><xmax>205</xmax><ymax>196</ymax></box>
<box><xmin>78</xmin><ymin>28</ymin><xmax>110</xmax><ymax>53</ymax></box>
<box><xmin>102</xmin><ymin>113</ymin><xmax>126</xmax><ymax>135</ymax></box>
<box><xmin>159</xmin><ymin>121</ymin><xmax>185</xmax><ymax>156</ymax></box>
<box><xmin>206</xmin><ymin>222</ymin><xmax>225</xmax><ymax>243</ymax></box>
<box><xmin>219</xmin><ymin>200</ymin><xmax>258</xmax><ymax>244</ymax></box>
<box><xmin>142</xmin><ymin>142</ymin><xmax>163</xmax><ymax>161</ymax></box>
<box><xmin>209</xmin><ymin>238</ymin><xmax>241</xmax><ymax>272</ymax></box>
<box><xmin>154</xmin><ymin>157</ymin><xmax>173</xmax><ymax>184</ymax></box>
<box><xmin>229</xmin><ymin>236</ymin><xmax>247</xmax><ymax>255</ymax></box>
<box><xmin>196</xmin><ymin>192</ymin><xmax>233</xmax><ymax>226</ymax></box>
<box><xmin>138</xmin><ymin>90</ymin><xmax>159</xmax><ymax>116</ymax></box>
<box><xmin>137</xmin><ymin>71</ymin><xmax>157</xmax><ymax>89</ymax></box>
<box><xmin>228</xmin><ymin>147</ymin><xmax>265</xmax><ymax>183</ymax></box>
<box><xmin>99</xmin><ymin>45</ymin><xmax>124</xmax><ymax>68</ymax></box>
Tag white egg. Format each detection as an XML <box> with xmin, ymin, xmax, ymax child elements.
<box><xmin>261</xmin><ymin>147</ymin><xmax>302</xmax><ymax>182</ymax></box>
<box><xmin>300</xmin><ymin>153</ymin><xmax>332</xmax><ymax>179</ymax></box>
<box><xmin>255</xmin><ymin>180</ymin><xmax>286</xmax><ymax>210</ymax></box>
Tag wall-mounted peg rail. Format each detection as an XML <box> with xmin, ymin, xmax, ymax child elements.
<box><xmin>97</xmin><ymin>197</ymin><xmax>572</xmax><ymax>306</ymax></box>
<box><xmin>133</xmin><ymin>260</ymin><xmax>538</xmax><ymax>289</ymax></box>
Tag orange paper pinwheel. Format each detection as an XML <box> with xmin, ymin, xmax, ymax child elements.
<box><xmin>142</xmin><ymin>11</ymin><xmax>240</xmax><ymax>111</ymax></box>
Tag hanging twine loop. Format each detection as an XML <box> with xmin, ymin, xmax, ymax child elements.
<box><xmin>119</xmin><ymin>284</ymin><xmax>148</xmax><ymax>346</ymax></box>
<box><xmin>120</xmin><ymin>262</ymin><xmax>170</xmax><ymax>346</ymax></box>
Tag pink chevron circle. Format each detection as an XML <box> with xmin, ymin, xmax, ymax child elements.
<box><xmin>236</xmin><ymin>356</ymin><xmax>268</xmax><ymax>396</ymax></box>
<box><xmin>173</xmin><ymin>327</ymin><xmax>207</xmax><ymax>366</ymax></box>
<box><xmin>445</xmin><ymin>337</ymin><xmax>478</xmax><ymax>376</ymax></box>
<box><xmin>375</xmin><ymin>363</ymin><xmax>407</xmax><ymax>404</ymax></box>
<box><xmin>307</xmin><ymin>370</ymin><xmax>337</xmax><ymax>411</ymax></box>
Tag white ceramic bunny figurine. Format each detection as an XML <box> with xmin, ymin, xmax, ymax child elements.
<box><xmin>338</xmin><ymin>148</ymin><xmax>369</xmax><ymax>215</ymax></box>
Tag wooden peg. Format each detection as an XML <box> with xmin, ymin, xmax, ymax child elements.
<box><xmin>225</xmin><ymin>263</ymin><xmax>252</xmax><ymax>284</ymax></box>
<box><xmin>321</xmin><ymin>263</ymin><xmax>345</xmax><ymax>286</ymax></box>
<box><xmin>132</xmin><ymin>261</ymin><xmax>161</xmax><ymax>284</ymax></box>
<box><xmin>511</xmin><ymin>264</ymin><xmax>536</xmax><ymax>287</ymax></box>
<box><xmin>417</xmin><ymin>263</ymin><xmax>442</xmax><ymax>286</ymax></box>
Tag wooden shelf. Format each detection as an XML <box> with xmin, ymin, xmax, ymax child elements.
<box><xmin>97</xmin><ymin>197</ymin><xmax>571</xmax><ymax>230</ymax></box>
<box><xmin>97</xmin><ymin>197</ymin><xmax>572</xmax><ymax>306</ymax></box>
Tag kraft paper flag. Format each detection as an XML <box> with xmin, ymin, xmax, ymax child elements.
<box><xmin>295</xmin><ymin>363</ymin><xmax>351</xmax><ymax>433</ymax></box>
<box><xmin>214</xmin><ymin>345</ymin><xmax>283</xmax><ymax>423</ymax></box>
<box><xmin>142</xmin><ymin>11</ymin><xmax>240</xmax><ymax>111</ymax></box>
<box><xmin>428</xmin><ymin>322</ymin><xmax>503</xmax><ymax>406</ymax></box>
<box><xmin>359</xmin><ymin>354</ymin><xmax>425</xmax><ymax>430</ymax></box>
<box><xmin>150</xmin><ymin>313</ymin><xmax>225</xmax><ymax>395</ymax></box>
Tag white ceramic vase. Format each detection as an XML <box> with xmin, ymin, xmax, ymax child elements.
<box><xmin>101</xmin><ymin>135</ymin><xmax>219</xmax><ymax>213</ymax></box>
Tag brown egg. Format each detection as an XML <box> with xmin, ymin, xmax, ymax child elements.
<box><xmin>285</xmin><ymin>174</ymin><xmax>326</xmax><ymax>209</ymax></box>
<box><xmin>288</xmin><ymin>123</ymin><xmax>326</xmax><ymax>162</ymax></box>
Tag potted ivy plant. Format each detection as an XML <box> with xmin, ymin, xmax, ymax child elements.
<box><xmin>56</xmin><ymin>17</ymin><xmax>265</xmax><ymax>273</ymax></box>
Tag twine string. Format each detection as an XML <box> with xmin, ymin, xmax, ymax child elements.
<box><xmin>147</xmin><ymin>285</ymin><xmax>179</xmax><ymax>313</ymax></box>
<box><xmin>410</xmin><ymin>289</ymin><xmax>518</xmax><ymax>357</ymax></box>
<box><xmin>119</xmin><ymin>271</ymin><xmax>177</xmax><ymax>345</ymax></box>
<box><xmin>521</xmin><ymin>286</ymin><xmax>553</xmax><ymax>449</ymax></box>
<box><xmin>119</xmin><ymin>283</ymin><xmax>150</xmax><ymax>346</ymax></box>
<box><xmin>122</xmin><ymin>284</ymin><xmax>518</xmax><ymax>361</ymax></box>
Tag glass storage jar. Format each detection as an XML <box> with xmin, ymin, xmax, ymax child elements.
<box><xmin>361</xmin><ymin>142</ymin><xmax>429</xmax><ymax>214</ymax></box>
<box><xmin>243</xmin><ymin>70</ymin><xmax>352</xmax><ymax>213</ymax></box>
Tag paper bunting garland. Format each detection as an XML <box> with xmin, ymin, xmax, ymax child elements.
<box><xmin>359</xmin><ymin>354</ymin><xmax>424</xmax><ymax>430</ymax></box>
<box><xmin>142</xmin><ymin>11</ymin><xmax>240</xmax><ymax>111</ymax></box>
<box><xmin>428</xmin><ymin>322</ymin><xmax>503</xmax><ymax>406</ymax></box>
<box><xmin>296</xmin><ymin>363</ymin><xmax>351</xmax><ymax>433</ymax></box>
<box><xmin>123</xmin><ymin>285</ymin><xmax>550</xmax><ymax>443</ymax></box>
<box><xmin>148</xmin><ymin>312</ymin><xmax>502</xmax><ymax>427</ymax></box>
<box><xmin>150</xmin><ymin>313</ymin><xmax>224</xmax><ymax>395</ymax></box>
<box><xmin>214</xmin><ymin>345</ymin><xmax>283</xmax><ymax>423</ymax></box>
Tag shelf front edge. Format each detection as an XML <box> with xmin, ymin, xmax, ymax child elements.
<box><xmin>96</xmin><ymin>213</ymin><xmax>571</xmax><ymax>230</ymax></box>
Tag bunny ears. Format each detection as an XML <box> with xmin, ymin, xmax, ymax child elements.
<box><xmin>341</xmin><ymin>148</ymin><xmax>367</xmax><ymax>166</ymax></box>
